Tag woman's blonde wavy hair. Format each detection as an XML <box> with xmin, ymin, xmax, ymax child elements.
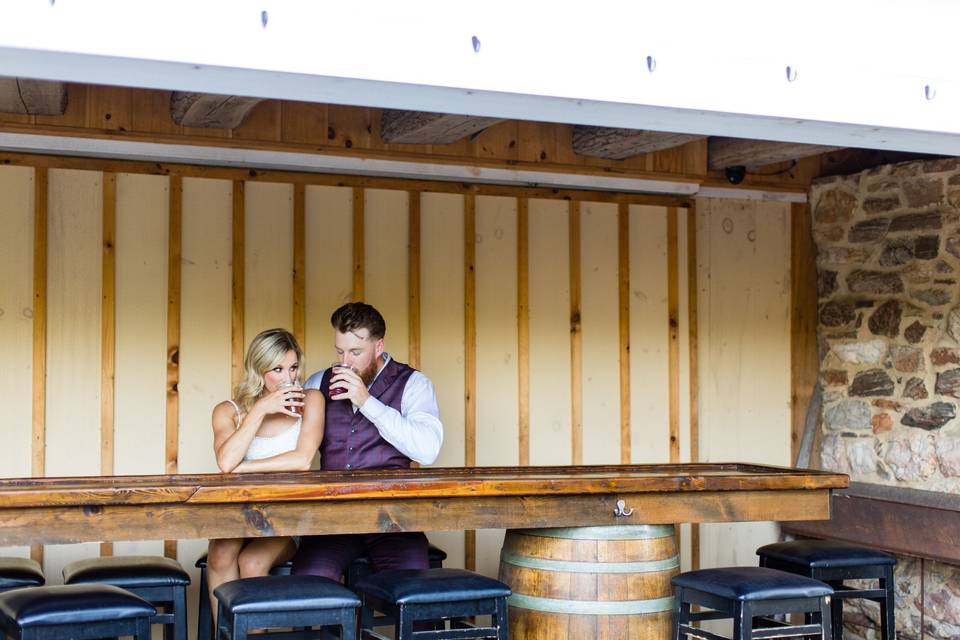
<box><xmin>234</xmin><ymin>328</ymin><xmax>303</xmax><ymax>413</ymax></box>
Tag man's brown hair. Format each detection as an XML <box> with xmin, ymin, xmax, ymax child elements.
<box><xmin>330</xmin><ymin>302</ymin><xmax>386</xmax><ymax>340</ymax></box>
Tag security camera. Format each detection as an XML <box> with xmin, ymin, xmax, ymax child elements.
<box><xmin>724</xmin><ymin>166</ymin><xmax>747</xmax><ymax>185</ymax></box>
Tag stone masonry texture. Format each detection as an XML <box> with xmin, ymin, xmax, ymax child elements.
<box><xmin>811</xmin><ymin>158</ymin><xmax>960</xmax><ymax>640</ymax></box>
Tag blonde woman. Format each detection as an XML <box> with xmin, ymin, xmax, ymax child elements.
<box><xmin>206</xmin><ymin>328</ymin><xmax>324</xmax><ymax>620</ymax></box>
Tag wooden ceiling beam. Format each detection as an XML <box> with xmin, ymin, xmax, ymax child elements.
<box><xmin>380</xmin><ymin>110</ymin><xmax>503</xmax><ymax>144</ymax></box>
<box><xmin>708</xmin><ymin>137</ymin><xmax>840</xmax><ymax>171</ymax></box>
<box><xmin>170</xmin><ymin>92</ymin><xmax>264</xmax><ymax>129</ymax></box>
<box><xmin>0</xmin><ymin>78</ymin><xmax>67</xmax><ymax>115</ymax></box>
<box><xmin>572</xmin><ymin>126</ymin><xmax>704</xmax><ymax>160</ymax></box>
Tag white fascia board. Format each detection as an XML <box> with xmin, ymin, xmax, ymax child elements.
<box><xmin>0</xmin><ymin>132</ymin><xmax>699</xmax><ymax>195</ymax></box>
<box><xmin>1</xmin><ymin>0</ymin><xmax>959</xmax><ymax>155</ymax></box>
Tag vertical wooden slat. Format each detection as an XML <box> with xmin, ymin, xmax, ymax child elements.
<box><xmin>231</xmin><ymin>181</ymin><xmax>245</xmax><ymax>391</ymax></box>
<box><xmin>569</xmin><ymin>201</ymin><xmax>583</xmax><ymax>465</ymax></box>
<box><xmin>791</xmin><ymin>202</ymin><xmax>818</xmax><ymax>464</ymax></box>
<box><xmin>30</xmin><ymin>167</ymin><xmax>47</xmax><ymax>566</ymax></box>
<box><xmin>408</xmin><ymin>191</ymin><xmax>421</xmax><ymax>369</ymax></box>
<box><xmin>352</xmin><ymin>188</ymin><xmax>365</xmax><ymax>301</ymax></box>
<box><xmin>667</xmin><ymin>207</ymin><xmax>680</xmax><ymax>464</ymax></box>
<box><xmin>517</xmin><ymin>198</ymin><xmax>530</xmax><ymax>467</ymax></box>
<box><xmin>292</xmin><ymin>184</ymin><xmax>306</xmax><ymax>352</ymax></box>
<box><xmin>164</xmin><ymin>176</ymin><xmax>182</xmax><ymax>560</ymax></box>
<box><xmin>618</xmin><ymin>202</ymin><xmax>631</xmax><ymax>464</ymax></box>
<box><xmin>100</xmin><ymin>172</ymin><xmax>116</xmax><ymax>558</ymax></box>
<box><xmin>686</xmin><ymin>205</ymin><xmax>701</xmax><ymax>570</ymax></box>
<box><xmin>464</xmin><ymin>195</ymin><xmax>477</xmax><ymax>571</ymax></box>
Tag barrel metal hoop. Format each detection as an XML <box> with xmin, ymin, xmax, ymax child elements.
<box><xmin>515</xmin><ymin>524</ymin><xmax>676</xmax><ymax>540</ymax></box>
<box><xmin>508</xmin><ymin>593</ymin><xmax>675</xmax><ymax>615</ymax></box>
<box><xmin>500</xmin><ymin>550</ymin><xmax>679</xmax><ymax>574</ymax></box>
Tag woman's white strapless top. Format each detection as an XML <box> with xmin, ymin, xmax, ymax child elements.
<box><xmin>228</xmin><ymin>400</ymin><xmax>302</xmax><ymax>461</ymax></box>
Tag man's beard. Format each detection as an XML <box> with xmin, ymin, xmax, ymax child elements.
<box><xmin>358</xmin><ymin>359</ymin><xmax>378</xmax><ymax>387</ymax></box>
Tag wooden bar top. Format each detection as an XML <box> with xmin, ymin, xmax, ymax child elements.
<box><xmin>0</xmin><ymin>463</ymin><xmax>846</xmax><ymax>507</ymax></box>
<box><xmin>0</xmin><ymin>463</ymin><xmax>847</xmax><ymax>545</ymax></box>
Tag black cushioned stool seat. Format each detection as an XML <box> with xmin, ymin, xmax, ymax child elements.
<box><xmin>214</xmin><ymin>575</ymin><xmax>360</xmax><ymax>640</ymax></box>
<box><xmin>346</xmin><ymin>543</ymin><xmax>448</xmax><ymax>629</ymax></box>
<box><xmin>758</xmin><ymin>540</ymin><xmax>896</xmax><ymax>640</ymax></box>
<box><xmin>196</xmin><ymin>553</ymin><xmax>295</xmax><ymax>640</ymax></box>
<box><xmin>671</xmin><ymin>567</ymin><xmax>834</xmax><ymax>640</ymax></box>
<box><xmin>355</xmin><ymin>568</ymin><xmax>510</xmax><ymax>639</ymax></box>
<box><xmin>63</xmin><ymin>555</ymin><xmax>190</xmax><ymax>640</ymax></box>
<box><xmin>0</xmin><ymin>584</ymin><xmax>154</xmax><ymax>640</ymax></box>
<box><xmin>0</xmin><ymin>558</ymin><xmax>44</xmax><ymax>593</ymax></box>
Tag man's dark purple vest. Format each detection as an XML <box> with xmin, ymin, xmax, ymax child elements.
<box><xmin>318</xmin><ymin>358</ymin><xmax>417</xmax><ymax>470</ymax></box>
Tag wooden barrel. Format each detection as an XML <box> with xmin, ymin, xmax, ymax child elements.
<box><xmin>498</xmin><ymin>524</ymin><xmax>678</xmax><ymax>639</ymax></box>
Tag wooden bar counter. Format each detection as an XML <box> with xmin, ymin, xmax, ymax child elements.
<box><xmin>0</xmin><ymin>463</ymin><xmax>846</xmax><ymax>545</ymax></box>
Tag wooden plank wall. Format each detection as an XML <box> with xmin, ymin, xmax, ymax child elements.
<box><xmin>0</xmin><ymin>161</ymin><xmax>796</xmax><ymax>638</ymax></box>
<box><xmin>695</xmin><ymin>197</ymin><xmax>793</xmax><ymax>573</ymax></box>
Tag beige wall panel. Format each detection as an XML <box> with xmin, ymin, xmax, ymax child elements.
<box><xmin>114</xmin><ymin>173</ymin><xmax>169</xmax><ymax>477</ymax></box>
<box><xmin>696</xmin><ymin>198</ymin><xmax>792</xmax><ymax>571</ymax></box>
<box><xmin>245</xmin><ymin>182</ymin><xmax>294</xmax><ymax>346</ymax></box>
<box><xmin>528</xmin><ymin>199</ymin><xmax>572</xmax><ymax>466</ymax></box>
<box><xmin>0</xmin><ymin>166</ymin><xmax>34</xmax><ymax>480</ymax></box>
<box><xmin>628</xmin><ymin>205</ymin><xmax>670</xmax><ymax>463</ymax></box>
<box><xmin>364</xmin><ymin>189</ymin><xmax>409</xmax><ymax>363</ymax></box>
<box><xmin>178</xmin><ymin>178</ymin><xmax>233</xmax><ymax>475</ymax></box>
<box><xmin>475</xmin><ymin>196</ymin><xmax>519</xmax><ymax>467</ymax></box>
<box><xmin>580</xmin><ymin>201</ymin><xmax>621</xmax><ymax>465</ymax></box>
<box><xmin>0</xmin><ymin>166</ymin><xmax>34</xmax><ymax>559</ymax></box>
<box><xmin>304</xmin><ymin>186</ymin><xmax>352</xmax><ymax>373</ymax></box>
<box><xmin>420</xmin><ymin>192</ymin><xmax>465</xmax><ymax>569</ymax></box>
<box><xmin>46</xmin><ymin>169</ymin><xmax>102</xmax><ymax>478</ymax></box>
<box><xmin>44</xmin><ymin>543</ymin><xmax>99</xmax><ymax>586</ymax></box>
<box><xmin>475</xmin><ymin>196</ymin><xmax>518</xmax><ymax>579</ymax></box>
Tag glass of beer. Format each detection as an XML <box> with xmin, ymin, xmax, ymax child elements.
<box><xmin>329</xmin><ymin>363</ymin><xmax>355</xmax><ymax>399</ymax></box>
<box><xmin>278</xmin><ymin>380</ymin><xmax>302</xmax><ymax>415</ymax></box>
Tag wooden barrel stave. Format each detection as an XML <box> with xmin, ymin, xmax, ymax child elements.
<box><xmin>499</xmin><ymin>525</ymin><xmax>678</xmax><ymax>640</ymax></box>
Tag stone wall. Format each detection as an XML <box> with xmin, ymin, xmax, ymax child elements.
<box><xmin>811</xmin><ymin>157</ymin><xmax>960</xmax><ymax>639</ymax></box>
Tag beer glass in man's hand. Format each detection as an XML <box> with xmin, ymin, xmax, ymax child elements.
<box><xmin>329</xmin><ymin>363</ymin><xmax>356</xmax><ymax>399</ymax></box>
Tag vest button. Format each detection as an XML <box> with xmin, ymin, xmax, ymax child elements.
<box><xmin>345</xmin><ymin>464</ymin><xmax>351</xmax><ymax>469</ymax></box>
<box><xmin>351</xmin><ymin>429</ymin><xmax>356</xmax><ymax>433</ymax></box>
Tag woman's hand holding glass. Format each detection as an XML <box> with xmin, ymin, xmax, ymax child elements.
<box><xmin>259</xmin><ymin>382</ymin><xmax>304</xmax><ymax>417</ymax></box>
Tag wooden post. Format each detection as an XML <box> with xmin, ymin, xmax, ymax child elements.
<box><xmin>164</xmin><ymin>176</ymin><xmax>182</xmax><ymax>560</ymax></box>
<box><xmin>30</xmin><ymin>167</ymin><xmax>48</xmax><ymax>567</ymax></box>
<box><xmin>517</xmin><ymin>198</ymin><xmax>530</xmax><ymax>467</ymax></box>
<box><xmin>292</xmin><ymin>184</ymin><xmax>306</xmax><ymax>351</ymax></box>
<box><xmin>686</xmin><ymin>205</ymin><xmax>701</xmax><ymax>571</ymax></box>
<box><xmin>618</xmin><ymin>202</ymin><xmax>631</xmax><ymax>463</ymax></box>
<box><xmin>569</xmin><ymin>201</ymin><xmax>583</xmax><ymax>465</ymax></box>
<box><xmin>464</xmin><ymin>195</ymin><xmax>477</xmax><ymax>571</ymax></box>
<box><xmin>408</xmin><ymin>191</ymin><xmax>421</xmax><ymax>369</ymax></box>
<box><xmin>100</xmin><ymin>172</ymin><xmax>116</xmax><ymax>557</ymax></box>
<box><xmin>231</xmin><ymin>181</ymin><xmax>245</xmax><ymax>391</ymax></box>
<box><xmin>352</xmin><ymin>188</ymin><xmax>365</xmax><ymax>301</ymax></box>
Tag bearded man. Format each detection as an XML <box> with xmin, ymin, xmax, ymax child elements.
<box><xmin>292</xmin><ymin>302</ymin><xmax>443</xmax><ymax>579</ymax></box>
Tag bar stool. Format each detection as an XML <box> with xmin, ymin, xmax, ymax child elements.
<box><xmin>355</xmin><ymin>568</ymin><xmax>510</xmax><ymax>640</ymax></box>
<box><xmin>346</xmin><ymin>544</ymin><xmax>448</xmax><ymax>590</ymax></box>
<box><xmin>214</xmin><ymin>575</ymin><xmax>360</xmax><ymax>640</ymax></box>
<box><xmin>671</xmin><ymin>567</ymin><xmax>834</xmax><ymax>640</ymax></box>
<box><xmin>196</xmin><ymin>554</ymin><xmax>295</xmax><ymax>640</ymax></box>
<box><xmin>0</xmin><ymin>558</ymin><xmax>44</xmax><ymax>593</ymax></box>
<box><xmin>63</xmin><ymin>555</ymin><xmax>190</xmax><ymax>640</ymax></box>
<box><xmin>0</xmin><ymin>583</ymin><xmax>154</xmax><ymax>640</ymax></box>
<box><xmin>757</xmin><ymin>540</ymin><xmax>897</xmax><ymax>640</ymax></box>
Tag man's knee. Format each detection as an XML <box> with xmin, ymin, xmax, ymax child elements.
<box><xmin>292</xmin><ymin>536</ymin><xmax>353</xmax><ymax>581</ymax></box>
